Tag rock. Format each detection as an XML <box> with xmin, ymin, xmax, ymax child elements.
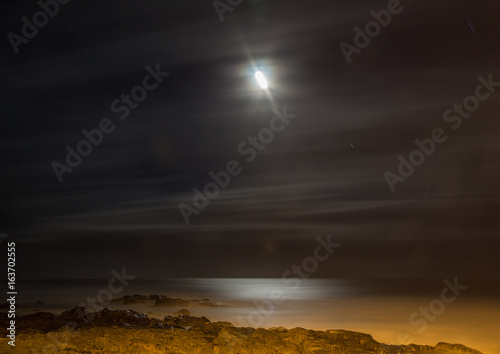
<box><xmin>164</xmin><ymin>314</ymin><xmax>210</xmax><ymax>327</ymax></box>
<box><xmin>93</xmin><ymin>308</ymin><xmax>151</xmax><ymax>327</ymax></box>
<box><xmin>17</xmin><ymin>312</ymin><xmax>59</xmax><ymax>333</ymax></box>
<box><xmin>10</xmin><ymin>307</ymin><xmax>183</xmax><ymax>333</ymax></box>
<box><xmin>173</xmin><ymin>309</ymin><xmax>190</xmax><ymax>316</ymax></box>
<box><xmin>59</xmin><ymin>306</ymin><xmax>93</xmax><ymax>325</ymax></box>
<box><xmin>122</xmin><ymin>294</ymin><xmax>150</xmax><ymax>304</ymax></box>
<box><xmin>435</xmin><ymin>342</ymin><xmax>483</xmax><ymax>354</ymax></box>
<box><xmin>4</xmin><ymin>308</ymin><xmax>483</xmax><ymax>354</ymax></box>
<box><xmin>155</xmin><ymin>296</ymin><xmax>190</xmax><ymax>307</ymax></box>
<box><xmin>111</xmin><ymin>294</ymin><xmax>157</xmax><ymax>304</ymax></box>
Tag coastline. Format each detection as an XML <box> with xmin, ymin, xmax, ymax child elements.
<box><xmin>0</xmin><ymin>306</ymin><xmax>484</xmax><ymax>354</ymax></box>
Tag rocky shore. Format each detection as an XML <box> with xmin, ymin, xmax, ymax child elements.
<box><xmin>0</xmin><ymin>307</ymin><xmax>482</xmax><ymax>353</ymax></box>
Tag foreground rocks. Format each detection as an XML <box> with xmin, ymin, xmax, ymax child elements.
<box><xmin>0</xmin><ymin>308</ymin><xmax>482</xmax><ymax>353</ymax></box>
<box><xmin>164</xmin><ymin>314</ymin><xmax>210</xmax><ymax>327</ymax></box>
<box><xmin>0</xmin><ymin>307</ymin><xmax>182</xmax><ymax>334</ymax></box>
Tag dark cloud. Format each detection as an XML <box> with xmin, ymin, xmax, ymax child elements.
<box><xmin>1</xmin><ymin>0</ymin><xmax>499</xmax><ymax>280</ymax></box>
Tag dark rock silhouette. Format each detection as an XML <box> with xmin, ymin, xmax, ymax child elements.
<box><xmin>173</xmin><ymin>308</ymin><xmax>191</xmax><ymax>316</ymax></box>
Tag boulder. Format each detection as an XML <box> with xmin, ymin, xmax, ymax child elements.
<box><xmin>173</xmin><ymin>309</ymin><xmax>191</xmax><ymax>316</ymax></box>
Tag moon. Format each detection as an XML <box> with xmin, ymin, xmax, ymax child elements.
<box><xmin>255</xmin><ymin>71</ymin><xmax>268</xmax><ymax>89</ymax></box>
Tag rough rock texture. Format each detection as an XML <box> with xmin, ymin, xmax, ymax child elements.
<box><xmin>164</xmin><ymin>314</ymin><xmax>210</xmax><ymax>327</ymax></box>
<box><xmin>0</xmin><ymin>309</ymin><xmax>482</xmax><ymax>354</ymax></box>
<box><xmin>0</xmin><ymin>307</ymin><xmax>182</xmax><ymax>335</ymax></box>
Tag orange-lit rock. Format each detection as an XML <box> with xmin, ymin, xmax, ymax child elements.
<box><xmin>0</xmin><ymin>309</ymin><xmax>482</xmax><ymax>353</ymax></box>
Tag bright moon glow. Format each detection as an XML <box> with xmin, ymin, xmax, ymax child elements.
<box><xmin>255</xmin><ymin>71</ymin><xmax>268</xmax><ymax>89</ymax></box>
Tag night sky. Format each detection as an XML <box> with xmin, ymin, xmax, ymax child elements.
<box><xmin>1</xmin><ymin>0</ymin><xmax>500</xmax><ymax>281</ymax></box>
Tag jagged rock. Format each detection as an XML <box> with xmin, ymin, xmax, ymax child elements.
<box><xmin>93</xmin><ymin>308</ymin><xmax>151</xmax><ymax>327</ymax></box>
<box><xmin>0</xmin><ymin>307</ymin><xmax>183</xmax><ymax>334</ymax></box>
<box><xmin>59</xmin><ymin>305</ymin><xmax>93</xmax><ymax>325</ymax></box>
<box><xmin>0</xmin><ymin>308</ymin><xmax>483</xmax><ymax>354</ymax></box>
<box><xmin>435</xmin><ymin>342</ymin><xmax>483</xmax><ymax>354</ymax></box>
